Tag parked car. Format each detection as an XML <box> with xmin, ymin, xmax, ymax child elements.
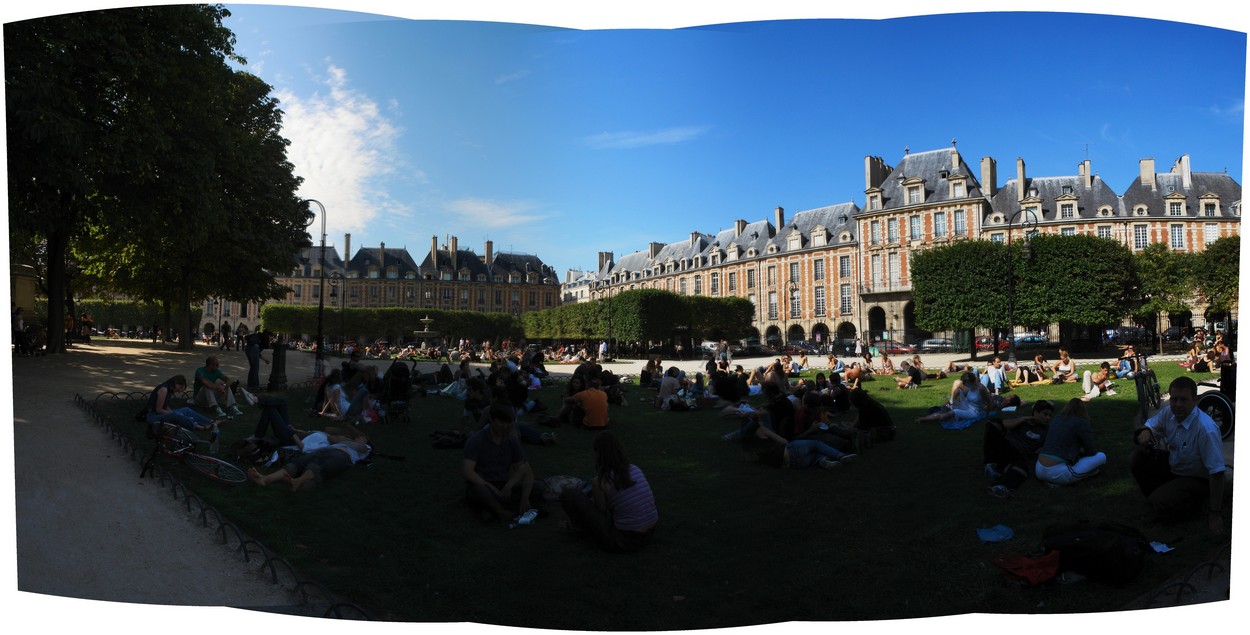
<box><xmin>1116</xmin><ymin>326</ymin><xmax>1151</xmax><ymax>343</ymax></box>
<box><xmin>829</xmin><ymin>338</ymin><xmax>858</xmax><ymax>356</ymax></box>
<box><xmin>918</xmin><ymin>338</ymin><xmax>954</xmax><ymax>353</ymax></box>
<box><xmin>781</xmin><ymin>340</ymin><xmax>819</xmax><ymax>356</ymax></box>
<box><xmin>736</xmin><ymin>343</ymin><xmax>774</xmax><ymax>358</ymax></box>
<box><xmin>975</xmin><ymin>336</ymin><xmax>1009</xmax><ymax>353</ymax></box>
<box><xmin>875</xmin><ymin>340</ymin><xmax>915</xmax><ymax>355</ymax></box>
<box><xmin>1012</xmin><ymin>334</ymin><xmax>1049</xmax><ymax>349</ymax></box>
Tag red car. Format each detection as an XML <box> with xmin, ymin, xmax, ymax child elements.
<box><xmin>875</xmin><ymin>340</ymin><xmax>915</xmax><ymax>355</ymax></box>
<box><xmin>975</xmin><ymin>336</ymin><xmax>1009</xmax><ymax>353</ymax></box>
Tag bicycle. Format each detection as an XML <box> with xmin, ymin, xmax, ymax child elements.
<box><xmin>1196</xmin><ymin>376</ymin><xmax>1235</xmax><ymax>440</ymax></box>
<box><xmin>141</xmin><ymin>421</ymin><xmax>248</xmax><ymax>485</ymax></box>
<box><xmin>1126</xmin><ymin>353</ymin><xmax>1161</xmax><ymax>419</ymax></box>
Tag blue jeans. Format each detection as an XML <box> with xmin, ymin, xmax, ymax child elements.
<box><xmin>246</xmin><ymin>344</ymin><xmax>262</xmax><ymax>390</ymax></box>
<box><xmin>253</xmin><ymin>397</ymin><xmax>298</xmax><ymax>446</ymax></box>
<box><xmin>786</xmin><ymin>439</ymin><xmax>846</xmax><ymax>468</ymax></box>
<box><xmin>147</xmin><ymin>407</ymin><xmax>212</xmax><ymax>430</ymax></box>
<box><xmin>723</xmin><ymin>413</ymin><xmax>773</xmax><ymax>441</ymax></box>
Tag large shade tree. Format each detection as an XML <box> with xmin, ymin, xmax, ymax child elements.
<box><xmin>1196</xmin><ymin>235</ymin><xmax>1240</xmax><ymax>324</ymax></box>
<box><xmin>1134</xmin><ymin>242</ymin><xmax>1199</xmax><ymax>350</ymax></box>
<box><xmin>6</xmin><ymin>5</ymin><xmax>307</xmax><ymax>352</ymax></box>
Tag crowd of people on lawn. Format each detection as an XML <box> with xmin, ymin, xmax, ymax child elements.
<box><xmin>141</xmin><ymin>332</ymin><xmax>1230</xmax><ymax>551</ymax></box>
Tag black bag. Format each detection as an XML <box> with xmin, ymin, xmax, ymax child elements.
<box><xmin>1040</xmin><ymin>520</ymin><xmax>1150</xmax><ymax>586</ymax></box>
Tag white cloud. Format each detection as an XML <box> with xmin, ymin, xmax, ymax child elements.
<box><xmin>583</xmin><ymin>125</ymin><xmax>710</xmax><ymax>150</ymax></box>
<box><xmin>495</xmin><ymin>69</ymin><xmax>530</xmax><ymax>85</ymax></box>
<box><xmin>445</xmin><ymin>198</ymin><xmax>549</xmax><ymax>228</ymax></box>
<box><xmin>275</xmin><ymin>63</ymin><xmax>409</xmax><ymax>240</ymax></box>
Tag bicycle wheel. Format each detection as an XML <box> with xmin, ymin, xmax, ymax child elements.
<box><xmin>159</xmin><ymin>424</ymin><xmax>198</xmax><ymax>454</ymax></box>
<box><xmin>1197</xmin><ymin>391</ymin><xmax>1235</xmax><ymax>440</ymax></box>
<box><xmin>182</xmin><ymin>453</ymin><xmax>249</xmax><ymax>485</ymax></box>
<box><xmin>1136</xmin><ymin>369</ymin><xmax>1161</xmax><ymax>410</ymax></box>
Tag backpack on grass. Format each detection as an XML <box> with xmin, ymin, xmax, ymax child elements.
<box><xmin>1040</xmin><ymin>520</ymin><xmax>1150</xmax><ymax>586</ymax></box>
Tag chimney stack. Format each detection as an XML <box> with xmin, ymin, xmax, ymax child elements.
<box><xmin>484</xmin><ymin>240</ymin><xmax>493</xmax><ymax>267</ymax></box>
<box><xmin>450</xmin><ymin>236</ymin><xmax>458</xmax><ymax>271</ymax></box>
<box><xmin>649</xmin><ymin>242</ymin><xmax>663</xmax><ymax>258</ymax></box>
<box><xmin>734</xmin><ymin>219</ymin><xmax>747</xmax><ymax>237</ymax></box>
<box><xmin>379</xmin><ymin>241</ymin><xmax>385</xmax><ymax>270</ymax></box>
<box><xmin>690</xmin><ymin>231</ymin><xmax>701</xmax><ymax>247</ymax></box>
<box><xmin>774</xmin><ymin>206</ymin><xmax>785</xmax><ymax>231</ymax></box>
<box><xmin>1140</xmin><ymin>158</ymin><xmax>1156</xmax><ymax>191</ymax></box>
<box><xmin>980</xmin><ymin>157</ymin><xmax>997</xmax><ymax>198</ymax></box>
<box><xmin>430</xmin><ymin>236</ymin><xmax>438</xmax><ymax>269</ymax></box>
<box><xmin>1016</xmin><ymin>158</ymin><xmax>1027</xmax><ymax>202</ymax></box>
<box><xmin>344</xmin><ymin>233</ymin><xmax>351</xmax><ymax>264</ymax></box>
<box><xmin>1177</xmin><ymin>154</ymin><xmax>1192</xmax><ymax>190</ymax></box>
<box><xmin>1080</xmin><ymin>159</ymin><xmax>1093</xmax><ymax>189</ymax></box>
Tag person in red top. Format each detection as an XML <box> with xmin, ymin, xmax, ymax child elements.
<box><xmin>566</xmin><ymin>378</ymin><xmax>610</xmax><ymax>428</ymax></box>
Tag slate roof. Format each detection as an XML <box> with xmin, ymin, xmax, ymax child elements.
<box><xmin>767</xmin><ymin>202</ymin><xmax>860</xmax><ymax>251</ymax></box>
<box><xmin>290</xmin><ymin>246</ymin><xmax>344</xmax><ymax>275</ymax></box>
<box><xmin>1122</xmin><ymin>170</ymin><xmax>1242</xmax><ymax>218</ymax></box>
<box><xmin>988</xmin><ymin>174</ymin><xmax>1123</xmax><ymax>225</ymax></box>
<box><xmin>346</xmin><ymin>246</ymin><xmax>422</xmax><ymax>277</ymax></box>
<box><xmin>491</xmin><ymin>252</ymin><xmax>559</xmax><ymax>284</ymax></box>
<box><xmin>867</xmin><ymin>147</ymin><xmax>985</xmax><ymax>213</ymax></box>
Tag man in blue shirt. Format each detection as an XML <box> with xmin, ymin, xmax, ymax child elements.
<box><xmin>1131</xmin><ymin>376</ymin><xmax>1226</xmax><ymax>536</ymax></box>
<box><xmin>462</xmin><ymin>403</ymin><xmax>540</xmax><ymax>524</ymax></box>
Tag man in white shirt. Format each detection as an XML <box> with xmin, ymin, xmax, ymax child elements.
<box><xmin>1131</xmin><ymin>376</ymin><xmax>1226</xmax><ymax>536</ymax></box>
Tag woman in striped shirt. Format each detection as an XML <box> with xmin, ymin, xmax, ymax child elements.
<box><xmin>560</xmin><ymin>431</ymin><xmax>659</xmax><ymax>552</ymax></box>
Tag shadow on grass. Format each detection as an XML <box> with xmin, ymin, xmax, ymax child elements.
<box><xmin>91</xmin><ymin>360</ymin><xmax>1231</xmax><ymax>628</ymax></box>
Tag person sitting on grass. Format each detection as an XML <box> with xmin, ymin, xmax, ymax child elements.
<box><xmin>655</xmin><ymin>366</ymin><xmax>683</xmax><ymax>409</ymax></box>
<box><xmin>880</xmin><ymin>353</ymin><xmax>896</xmax><ymax>375</ymax></box>
<box><xmin>1131</xmin><ymin>376</ymin><xmax>1226</xmax><ymax>536</ymax></box>
<box><xmin>914</xmin><ymin>372</ymin><xmax>990</xmax><ymax>428</ymax></box>
<box><xmin>984</xmin><ymin>399</ymin><xmax>1054</xmax><ymax>498</ymax></box>
<box><xmin>1114</xmin><ymin>346</ymin><xmax>1139</xmax><ymax>379</ymax></box>
<box><xmin>560</xmin><ymin>431</ymin><xmax>658</xmax><ymax>552</ymax></box>
<box><xmin>844</xmin><ymin>387</ymin><xmax>897</xmax><ymax>449</ymax></box>
<box><xmin>842</xmin><ymin>363</ymin><xmax>869</xmax><ymax>390</ymax></box>
<box><xmin>1052</xmin><ymin>348</ymin><xmax>1078</xmax><ymax>383</ymax></box>
<box><xmin>743</xmin><ymin>418</ymin><xmax>858</xmax><ymax>470</ymax></box>
<box><xmin>564</xmin><ymin>377</ymin><xmax>609</xmax><ymax>429</ymax></box>
<box><xmin>980</xmin><ymin>356</ymin><xmax>1011</xmax><ymax>394</ymax></box>
<box><xmin>1034</xmin><ymin>398</ymin><xmax>1106</xmax><ymax>486</ymax></box>
<box><xmin>193</xmin><ymin>356</ymin><xmax>243</xmax><ymax>418</ymax></box>
<box><xmin>318</xmin><ymin>369</ymin><xmax>351</xmax><ymax>419</ymax></box>
<box><xmin>895</xmin><ymin>360</ymin><xmax>924</xmax><ymax>389</ymax></box>
<box><xmin>146</xmin><ymin>374</ymin><xmax>221</xmax><ymax>432</ymax></box>
<box><xmin>246</xmin><ymin>430</ymin><xmax>371</xmax><ymax>492</ymax></box>
<box><xmin>910</xmin><ymin>355</ymin><xmax>946</xmax><ymax>380</ymax></box>
<box><xmin>1080</xmin><ymin>362</ymin><xmax>1116</xmax><ymax>401</ymax></box>
<box><xmin>462</xmin><ymin>403</ymin><xmax>544</xmax><ymax>524</ymax></box>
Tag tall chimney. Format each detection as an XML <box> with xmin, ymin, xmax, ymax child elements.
<box><xmin>430</xmin><ymin>236</ymin><xmax>438</xmax><ymax>269</ymax></box>
<box><xmin>734</xmin><ymin>219</ymin><xmax>747</xmax><ymax>237</ymax></box>
<box><xmin>344</xmin><ymin>233</ymin><xmax>351</xmax><ymax>264</ymax></box>
<box><xmin>1178</xmin><ymin>154</ymin><xmax>1192</xmax><ymax>190</ymax></box>
<box><xmin>1016</xmin><ymin>158</ymin><xmax>1027</xmax><ymax>202</ymax></box>
<box><xmin>649</xmin><ymin>242</ymin><xmax>663</xmax><ymax>258</ymax></box>
<box><xmin>1140</xmin><ymin>158</ymin><xmax>1156</xmax><ymax>191</ymax></box>
<box><xmin>484</xmin><ymin>240</ymin><xmax>493</xmax><ymax>266</ymax></box>
<box><xmin>449</xmin><ymin>236</ymin><xmax>458</xmax><ymax>271</ymax></box>
<box><xmin>774</xmin><ymin>206</ymin><xmax>785</xmax><ymax>231</ymax></box>
<box><xmin>1080</xmin><ymin>160</ymin><xmax>1092</xmax><ymax>189</ymax></box>
<box><xmin>980</xmin><ymin>157</ymin><xmax>997</xmax><ymax>198</ymax></box>
<box><xmin>690</xmin><ymin>231</ymin><xmax>701</xmax><ymax>247</ymax></box>
<box><xmin>951</xmin><ymin>139</ymin><xmax>959</xmax><ymax>169</ymax></box>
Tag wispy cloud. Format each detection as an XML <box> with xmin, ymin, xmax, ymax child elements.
<box><xmin>495</xmin><ymin>69</ymin><xmax>530</xmax><ymax>85</ymax></box>
<box><xmin>1204</xmin><ymin>99</ymin><xmax>1244</xmax><ymax>121</ymax></box>
<box><xmin>275</xmin><ymin>63</ymin><xmax>409</xmax><ymax>240</ymax></box>
<box><xmin>583</xmin><ymin>125</ymin><xmax>710</xmax><ymax>149</ymax></box>
<box><xmin>445</xmin><ymin>198</ymin><xmax>548</xmax><ymax>228</ymax></box>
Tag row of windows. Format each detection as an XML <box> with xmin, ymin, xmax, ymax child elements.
<box><xmin>870</xmin><ymin>210</ymin><xmax>969</xmax><ymax>245</ymax></box>
<box><xmin>760</xmin><ymin>283</ymin><xmax>855</xmax><ymax>319</ymax></box>
<box><xmin>653</xmin><ymin>254</ymin><xmax>859</xmax><ymax>297</ymax></box>
<box><xmin>983</xmin><ymin>222</ymin><xmax>1226</xmax><ymax>251</ymax></box>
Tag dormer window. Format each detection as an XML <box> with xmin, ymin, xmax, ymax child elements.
<box><xmin>948</xmin><ymin>174</ymin><xmax>966</xmax><ymax>199</ymax></box>
<box><xmin>369</xmin><ymin>269</ymin><xmax>379</xmax><ymax>279</ymax></box>
<box><xmin>1062</xmin><ymin>185</ymin><xmax>1073</xmax><ymax>195</ymax></box>
<box><xmin>811</xmin><ymin>225</ymin><xmax>828</xmax><ymax>247</ymax></box>
<box><xmin>1060</xmin><ymin>203</ymin><xmax>1075</xmax><ymax>219</ymax></box>
<box><xmin>476</xmin><ymin>274</ymin><xmax>487</xmax><ymax>282</ymax></box>
<box><xmin>1134</xmin><ymin>206</ymin><xmax>1149</xmax><ymax>217</ymax></box>
<box><xmin>907</xmin><ymin>185</ymin><xmax>922</xmax><ymax>205</ymax></box>
<box><xmin>766</xmin><ymin>244</ymin><xmax>778</xmax><ymax>254</ymax></box>
<box><xmin>787</xmin><ymin>231</ymin><xmax>802</xmax><ymax>251</ymax></box>
<box><xmin>459</xmin><ymin>272</ymin><xmax>470</xmax><ymax>281</ymax></box>
<box><xmin>1098</xmin><ymin>207</ymin><xmax>1113</xmax><ymax>218</ymax></box>
<box><xmin>869</xmin><ymin>193</ymin><xmax>882</xmax><ymax>210</ymax></box>
<box><xmin>387</xmin><ymin>267</ymin><xmax>398</xmax><ymax>279</ymax></box>
<box><xmin>746</xmin><ymin>248</ymin><xmax>757</xmax><ymax>257</ymax></box>
<box><xmin>839</xmin><ymin>231</ymin><xmax>852</xmax><ymax>243</ymax></box>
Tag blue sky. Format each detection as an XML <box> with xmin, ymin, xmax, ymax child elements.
<box><xmin>213</xmin><ymin>2</ymin><xmax>1247</xmax><ymax>279</ymax></box>
<box><xmin>8</xmin><ymin>1</ymin><xmax>1248</xmax><ymax>280</ymax></box>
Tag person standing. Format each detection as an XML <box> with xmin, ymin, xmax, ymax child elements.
<box><xmin>1131</xmin><ymin>376</ymin><xmax>1227</xmax><ymax>536</ymax></box>
<box><xmin>244</xmin><ymin>329</ymin><xmax>272</xmax><ymax>391</ymax></box>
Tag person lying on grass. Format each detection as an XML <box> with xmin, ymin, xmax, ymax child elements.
<box><xmin>463</xmin><ymin>402</ymin><xmax>546</xmax><ymax>524</ymax></box>
<box><xmin>914</xmin><ymin>372</ymin><xmax>991</xmax><ymax>426</ymax></box>
<box><xmin>247</xmin><ymin>430</ymin><xmax>371</xmax><ymax>492</ymax></box>
<box><xmin>560</xmin><ymin>431</ymin><xmax>658</xmax><ymax>553</ymax></box>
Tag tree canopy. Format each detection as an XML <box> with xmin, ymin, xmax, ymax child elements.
<box><xmin>6</xmin><ymin>5</ymin><xmax>306</xmax><ymax>352</ymax></box>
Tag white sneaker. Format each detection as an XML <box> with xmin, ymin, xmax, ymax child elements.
<box><xmin>1106</xmin><ymin>389</ymin><xmax>1117</xmax><ymax>396</ymax></box>
<box><xmin>817</xmin><ymin>457</ymin><xmax>841</xmax><ymax>469</ymax></box>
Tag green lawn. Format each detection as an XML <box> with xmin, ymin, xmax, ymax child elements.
<box><xmin>94</xmin><ymin>359</ymin><xmax>1231</xmax><ymax>628</ymax></box>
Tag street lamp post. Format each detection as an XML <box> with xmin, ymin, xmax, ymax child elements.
<box><xmin>305</xmin><ymin>199</ymin><xmax>328</xmax><ymax>378</ymax></box>
<box><xmin>786</xmin><ymin>277</ymin><xmax>799</xmax><ymax>350</ymax></box>
<box><xmin>330</xmin><ymin>271</ymin><xmax>343</xmax><ymax>353</ymax></box>
<box><xmin>1005</xmin><ymin>208</ymin><xmax>1039</xmax><ymax>364</ymax></box>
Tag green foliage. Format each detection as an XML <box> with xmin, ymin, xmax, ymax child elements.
<box><xmin>1133</xmin><ymin>243</ymin><xmax>1198</xmax><ymax>317</ymax></box>
<box><xmin>37</xmin><ymin>299</ymin><xmax>201</xmax><ymax>332</ymax></box>
<box><xmin>6</xmin><ymin>5</ymin><xmax>305</xmax><ymax>352</ymax></box>
<box><xmin>1015</xmin><ymin>233</ymin><xmax>1137</xmax><ymax>327</ymax></box>
<box><xmin>261</xmin><ymin>304</ymin><xmax>522</xmax><ymax>344</ymax></box>
<box><xmin>520</xmin><ymin>289</ymin><xmax>753</xmax><ymax>342</ymax></box>
<box><xmin>910</xmin><ymin>239</ymin><xmax>1009</xmax><ymax>332</ymax></box>
<box><xmin>1197</xmin><ymin>236</ymin><xmax>1240</xmax><ymax>314</ymax></box>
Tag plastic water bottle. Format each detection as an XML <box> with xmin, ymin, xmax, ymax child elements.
<box><xmin>209</xmin><ymin>423</ymin><xmax>220</xmax><ymax>455</ymax></box>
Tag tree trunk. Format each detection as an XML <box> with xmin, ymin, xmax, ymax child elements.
<box><xmin>968</xmin><ymin>328</ymin><xmax>979</xmax><ymax>361</ymax></box>
<box><xmin>43</xmin><ymin>230</ymin><xmax>70</xmax><ymax>354</ymax></box>
<box><xmin>176</xmin><ymin>280</ymin><xmax>195</xmax><ymax>350</ymax></box>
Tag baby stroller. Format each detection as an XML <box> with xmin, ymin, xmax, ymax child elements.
<box><xmin>381</xmin><ymin>358</ymin><xmax>415</xmax><ymax>424</ymax></box>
